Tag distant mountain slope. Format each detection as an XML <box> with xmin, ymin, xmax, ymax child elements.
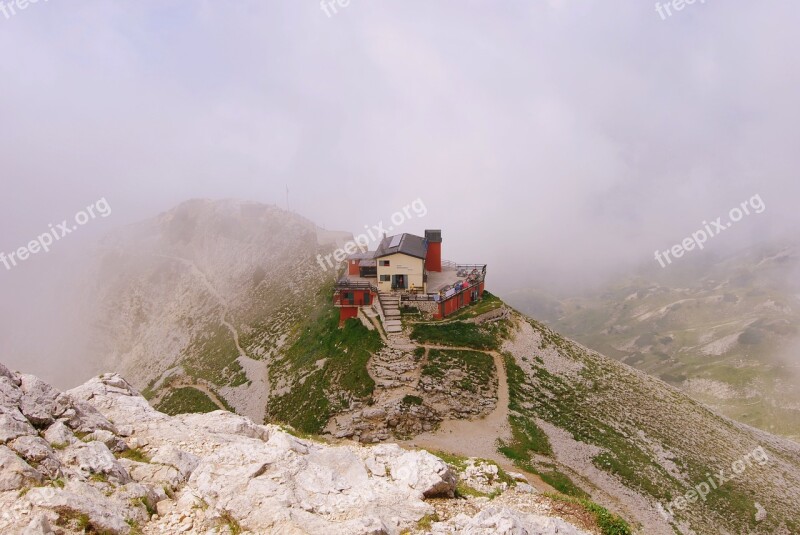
<box><xmin>499</xmin><ymin>313</ymin><xmax>800</xmax><ymax>534</ymax></box>
<box><xmin>505</xmin><ymin>243</ymin><xmax>800</xmax><ymax>441</ymax></box>
<box><xmin>87</xmin><ymin>199</ymin><xmax>349</xmax><ymax>422</ymax></box>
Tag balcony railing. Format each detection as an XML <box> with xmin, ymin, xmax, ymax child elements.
<box><xmin>335</xmin><ymin>279</ymin><xmax>379</xmax><ymax>292</ymax></box>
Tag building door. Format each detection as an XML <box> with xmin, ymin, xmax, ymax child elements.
<box><xmin>392</xmin><ymin>275</ymin><xmax>407</xmax><ymax>290</ymax></box>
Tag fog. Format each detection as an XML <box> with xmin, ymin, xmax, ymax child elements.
<box><xmin>1</xmin><ymin>1</ymin><xmax>799</xmax><ymax>385</ymax></box>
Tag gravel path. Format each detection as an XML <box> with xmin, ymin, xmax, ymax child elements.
<box><xmin>404</xmin><ymin>349</ymin><xmax>510</xmax><ymax>461</ymax></box>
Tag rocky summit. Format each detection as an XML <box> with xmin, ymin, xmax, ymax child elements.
<box><xmin>0</xmin><ymin>361</ymin><xmax>590</xmax><ymax>534</ymax></box>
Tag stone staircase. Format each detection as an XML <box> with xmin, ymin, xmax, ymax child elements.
<box><xmin>368</xmin><ymin>345</ymin><xmax>418</xmax><ymax>389</ymax></box>
<box><xmin>378</xmin><ymin>292</ymin><xmax>402</xmax><ymax>334</ymax></box>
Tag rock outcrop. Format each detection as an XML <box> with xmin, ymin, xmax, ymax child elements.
<box><xmin>0</xmin><ymin>363</ymin><xmax>588</xmax><ymax>534</ymax></box>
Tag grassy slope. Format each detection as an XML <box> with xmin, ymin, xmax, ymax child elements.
<box><xmin>410</xmin><ymin>320</ymin><xmax>507</xmax><ymax>350</ymax></box>
<box><xmin>155</xmin><ymin>387</ymin><xmax>220</xmax><ymax>415</ymax></box>
<box><xmin>503</xmin><ymin>313</ymin><xmax>800</xmax><ymax>534</ymax></box>
<box><xmin>422</xmin><ymin>349</ymin><xmax>496</xmax><ymax>394</ymax></box>
<box><xmin>267</xmin><ymin>296</ymin><xmax>383</xmax><ymax>433</ymax></box>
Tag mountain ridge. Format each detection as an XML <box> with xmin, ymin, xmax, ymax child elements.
<box><xmin>56</xmin><ymin>199</ymin><xmax>800</xmax><ymax>534</ymax></box>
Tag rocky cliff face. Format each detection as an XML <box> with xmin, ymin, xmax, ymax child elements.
<box><xmin>0</xmin><ymin>361</ymin><xmax>590</xmax><ymax>535</ymax></box>
<box><xmin>87</xmin><ymin>199</ymin><xmax>349</xmax><ymax>423</ymax></box>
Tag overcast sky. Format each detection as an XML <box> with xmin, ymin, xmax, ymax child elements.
<box><xmin>1</xmin><ymin>1</ymin><xmax>798</xmax><ymax>301</ymax></box>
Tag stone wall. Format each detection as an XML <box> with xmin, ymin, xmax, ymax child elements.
<box><xmin>401</xmin><ymin>299</ymin><xmax>438</xmax><ymax>318</ymax></box>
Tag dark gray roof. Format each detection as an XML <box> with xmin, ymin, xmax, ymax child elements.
<box><xmin>375</xmin><ymin>233</ymin><xmax>428</xmax><ymax>260</ymax></box>
<box><xmin>346</xmin><ymin>251</ymin><xmax>376</xmax><ymax>260</ymax></box>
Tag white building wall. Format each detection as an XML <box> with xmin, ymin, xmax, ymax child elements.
<box><xmin>376</xmin><ymin>253</ymin><xmax>425</xmax><ymax>292</ymax></box>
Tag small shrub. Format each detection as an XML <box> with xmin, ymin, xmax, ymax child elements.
<box><xmin>118</xmin><ymin>448</ymin><xmax>150</xmax><ymax>463</ymax></box>
<box><xmin>402</xmin><ymin>394</ymin><xmax>423</xmax><ymax>406</ymax></box>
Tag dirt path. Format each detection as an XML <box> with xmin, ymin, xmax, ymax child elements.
<box><xmin>403</xmin><ymin>349</ymin><xmax>510</xmax><ymax>461</ymax></box>
<box><xmin>362</xmin><ymin>309</ymin><xmax>514</xmax><ymax>465</ymax></box>
<box><xmin>358</xmin><ymin>309</ymin><xmax>552</xmax><ymax>490</ymax></box>
<box><xmin>398</xmin><ymin>345</ymin><xmax>556</xmax><ymax>491</ymax></box>
<box><xmin>149</xmin><ymin>376</ymin><xmax>228</xmax><ymax>411</ymax></box>
<box><xmin>152</xmin><ymin>254</ymin><xmax>270</xmax><ymax>405</ymax></box>
<box><xmin>156</xmin><ymin>254</ymin><xmax>250</xmax><ymax>360</ymax></box>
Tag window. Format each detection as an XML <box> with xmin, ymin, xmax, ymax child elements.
<box><xmin>380</xmin><ymin>275</ymin><xmax>390</xmax><ymax>282</ymax></box>
<box><xmin>379</xmin><ymin>260</ymin><xmax>390</xmax><ymax>267</ymax></box>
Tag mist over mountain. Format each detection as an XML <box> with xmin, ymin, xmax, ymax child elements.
<box><xmin>3</xmin><ymin>2</ymin><xmax>800</xmax><ymax>534</ymax></box>
<box><xmin>505</xmin><ymin>240</ymin><xmax>800</xmax><ymax>441</ymax></box>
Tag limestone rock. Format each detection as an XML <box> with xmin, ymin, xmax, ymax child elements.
<box><xmin>43</xmin><ymin>420</ymin><xmax>77</xmax><ymax>447</ymax></box>
<box><xmin>18</xmin><ymin>375</ymin><xmax>60</xmax><ymax>427</ymax></box>
<box><xmin>179</xmin><ymin>410</ymin><xmax>271</xmax><ymax>442</ymax></box>
<box><xmin>9</xmin><ymin>435</ymin><xmax>61</xmax><ymax>478</ymax></box>
<box><xmin>61</xmin><ymin>441</ymin><xmax>131</xmax><ymax>484</ymax></box>
<box><xmin>119</xmin><ymin>457</ymin><xmax>184</xmax><ymax>488</ymax></box>
<box><xmin>0</xmin><ymin>362</ymin><xmax>20</xmax><ymax>386</ymax></box>
<box><xmin>0</xmin><ymin>377</ymin><xmax>22</xmax><ymax>406</ymax></box>
<box><xmin>0</xmin><ymin>444</ymin><xmax>44</xmax><ymax>491</ymax></box>
<box><xmin>59</xmin><ymin>397</ymin><xmax>116</xmax><ymax>434</ymax></box>
<box><xmin>85</xmin><ymin>429</ymin><xmax>128</xmax><ymax>453</ymax></box>
<box><xmin>150</xmin><ymin>444</ymin><xmax>199</xmax><ymax>480</ymax></box>
<box><xmin>26</xmin><ymin>481</ymin><xmax>133</xmax><ymax>535</ymax></box>
<box><xmin>0</xmin><ymin>363</ymin><xmax>591</xmax><ymax>535</ymax></box>
<box><xmin>21</xmin><ymin>514</ymin><xmax>54</xmax><ymax>535</ymax></box>
<box><xmin>387</xmin><ymin>448</ymin><xmax>457</xmax><ymax>498</ymax></box>
<box><xmin>431</xmin><ymin>506</ymin><xmax>589</xmax><ymax>535</ymax></box>
<box><xmin>0</xmin><ymin>406</ymin><xmax>36</xmax><ymax>443</ymax></box>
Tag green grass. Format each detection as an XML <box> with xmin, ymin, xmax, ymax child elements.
<box><xmin>400</xmin><ymin>305</ymin><xmax>422</xmax><ymax>316</ymax></box>
<box><xmin>126</xmin><ymin>518</ymin><xmax>143</xmax><ymax>535</ymax></box>
<box><xmin>416</xmin><ymin>513</ymin><xmax>439</xmax><ymax>530</ymax></box>
<box><xmin>504</xmin><ymin>320</ymin><xmax>778</xmax><ymax>533</ymax></box>
<box><xmin>218</xmin><ymin>510</ymin><xmax>242</xmax><ymax>535</ymax></box>
<box><xmin>268</xmin><ymin>301</ymin><xmax>383</xmax><ymax>433</ymax></box>
<box><xmin>441</xmin><ymin>290</ymin><xmax>504</xmax><ymax>320</ymax></box>
<box><xmin>402</xmin><ymin>394</ymin><xmax>423</xmax><ymax>406</ymax></box>
<box><xmin>498</xmin><ymin>413</ymin><xmax>554</xmax><ymax>461</ymax></box>
<box><xmin>411</xmin><ymin>321</ymin><xmax>501</xmax><ymax>350</ymax></box>
<box><xmin>538</xmin><ymin>470</ymin><xmax>588</xmax><ymax>498</ymax></box>
<box><xmin>428</xmin><ymin>449</ymin><xmax>470</xmax><ymax>471</ymax></box>
<box><xmin>76</xmin><ymin>514</ymin><xmax>91</xmax><ymax>531</ymax></box>
<box><xmin>504</xmin><ymin>331</ymin><xmax>673</xmax><ymax>500</ymax></box>
<box><xmin>117</xmin><ymin>447</ymin><xmax>150</xmax><ymax>463</ymax></box>
<box><xmin>422</xmin><ymin>349</ymin><xmax>496</xmax><ymax>394</ymax></box>
<box><xmin>497</xmin><ymin>409</ymin><xmax>585</xmax><ymax>499</ymax></box>
<box><xmin>455</xmin><ymin>482</ymin><xmax>493</xmax><ymax>498</ymax></box>
<box><xmin>141</xmin><ymin>376</ymin><xmax>159</xmax><ymax>401</ymax></box>
<box><xmin>545</xmin><ymin>493</ymin><xmax>632</xmax><ymax>535</ymax></box>
<box><xmin>155</xmin><ymin>387</ymin><xmax>220</xmax><ymax>415</ymax></box>
<box><xmin>183</xmin><ymin>323</ymin><xmax>248</xmax><ymax>387</ymax></box>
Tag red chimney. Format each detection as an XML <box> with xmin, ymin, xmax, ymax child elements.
<box><xmin>425</xmin><ymin>230</ymin><xmax>442</xmax><ymax>272</ymax></box>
